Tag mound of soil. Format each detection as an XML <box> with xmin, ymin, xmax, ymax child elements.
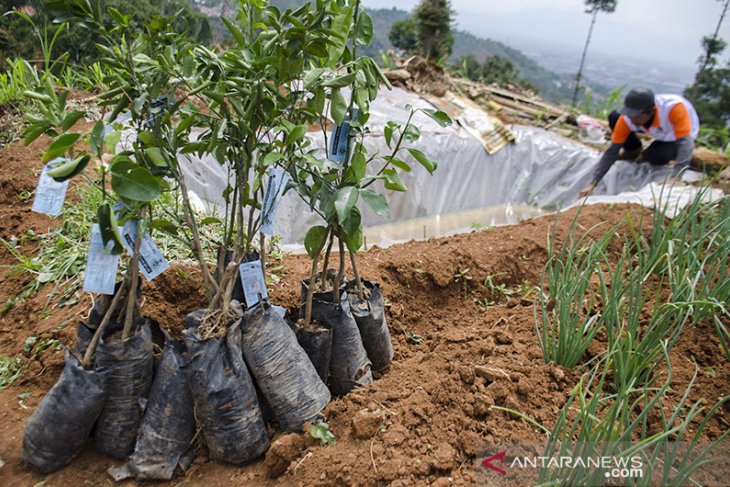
<box><xmin>0</xmin><ymin>123</ymin><xmax>727</xmax><ymax>486</ymax></box>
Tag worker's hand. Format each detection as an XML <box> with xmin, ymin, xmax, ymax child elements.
<box><xmin>578</xmin><ymin>183</ymin><xmax>595</xmax><ymax>199</ymax></box>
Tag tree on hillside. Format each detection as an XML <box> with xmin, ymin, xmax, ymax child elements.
<box><xmin>414</xmin><ymin>0</ymin><xmax>453</xmax><ymax>60</ymax></box>
<box><xmin>389</xmin><ymin>17</ymin><xmax>418</xmax><ymax>53</ymax></box>
<box><xmin>685</xmin><ymin>4</ymin><xmax>730</xmax><ymax>133</ymax></box>
<box><xmin>572</xmin><ymin>0</ymin><xmax>617</xmax><ymax>107</ymax></box>
<box><xmin>698</xmin><ymin>0</ymin><xmax>729</xmax><ymax>73</ymax></box>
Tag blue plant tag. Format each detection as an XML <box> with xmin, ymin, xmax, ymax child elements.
<box><xmin>31</xmin><ymin>158</ymin><xmax>70</xmax><ymax>216</ymax></box>
<box><xmin>144</xmin><ymin>94</ymin><xmax>175</xmax><ymax>130</ymax></box>
<box><xmin>83</xmin><ymin>224</ymin><xmax>120</xmax><ymax>295</ymax></box>
<box><xmin>329</xmin><ymin>108</ymin><xmax>359</xmax><ymax>164</ymax></box>
<box><xmin>121</xmin><ymin>221</ymin><xmax>169</xmax><ymax>281</ymax></box>
<box><xmin>239</xmin><ymin>259</ymin><xmax>268</xmax><ymax>307</ymax></box>
<box><xmin>260</xmin><ymin>166</ymin><xmax>291</xmax><ymax>236</ymax></box>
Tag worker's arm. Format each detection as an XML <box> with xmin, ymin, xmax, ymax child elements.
<box><xmin>592</xmin><ymin>143</ymin><xmax>622</xmax><ymax>186</ymax></box>
<box><xmin>673</xmin><ymin>136</ymin><xmax>694</xmax><ymax>174</ymax></box>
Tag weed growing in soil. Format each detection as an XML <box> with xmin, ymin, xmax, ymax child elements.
<box><xmin>0</xmin><ymin>355</ymin><xmax>24</xmax><ymax>389</ymax></box>
<box><xmin>310</xmin><ymin>422</ymin><xmax>336</xmax><ymax>446</ymax></box>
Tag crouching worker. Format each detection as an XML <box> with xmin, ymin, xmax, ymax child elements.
<box><xmin>579</xmin><ymin>87</ymin><xmax>699</xmax><ymax>198</ymax></box>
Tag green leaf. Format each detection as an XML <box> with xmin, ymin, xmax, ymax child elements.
<box><xmin>132</xmin><ymin>93</ymin><xmax>147</xmax><ymax>114</ymax></box>
<box><xmin>110</xmin><ymin>160</ymin><xmax>161</xmax><ymax>202</ymax></box>
<box><xmin>263</xmin><ymin>151</ymin><xmax>284</xmax><ymax>166</ymax></box>
<box><xmin>383</xmin><ymin>168</ymin><xmax>407</xmax><ymax>192</ymax></box>
<box><xmin>404</xmin><ymin>124</ymin><xmax>420</xmax><ymax>142</ymax></box>
<box><xmin>23</xmin><ymin>124</ymin><xmax>49</xmax><ymax>146</ymax></box>
<box><xmin>304</xmin><ymin>68</ymin><xmax>326</xmax><ymax>89</ymax></box>
<box><xmin>350</xmin><ymin>150</ymin><xmax>366</xmax><ymax>182</ymax></box>
<box><xmin>323</xmin><ymin>72</ymin><xmax>356</xmax><ymax>88</ymax></box>
<box><xmin>385</xmin><ymin>156</ymin><xmax>411</xmax><ymax>172</ymax></box>
<box><xmin>137</xmin><ymin>131</ymin><xmax>156</xmax><ymax>146</ymax></box>
<box><xmin>182</xmin><ymin>54</ymin><xmax>195</xmax><ymax>78</ymax></box>
<box><xmin>421</xmin><ymin>109</ymin><xmax>452</xmax><ymax>127</ymax></box>
<box><xmin>222</xmin><ymin>16</ymin><xmax>245</xmax><ymax>46</ymax></box>
<box><xmin>144</xmin><ymin>147</ymin><xmax>167</xmax><ymax>167</ymax></box>
<box><xmin>407</xmin><ymin>148</ymin><xmax>438</xmax><ymax>174</ymax></box>
<box><xmin>150</xmin><ymin>218</ymin><xmax>178</xmax><ymax>236</ymax></box>
<box><xmin>200</xmin><ymin>217</ymin><xmax>221</xmax><ymax>225</ymax></box>
<box><xmin>355</xmin><ymin>11</ymin><xmax>373</xmax><ymax>46</ymax></box>
<box><xmin>43</xmin><ymin>133</ymin><xmax>80</xmax><ymax>163</ymax></box>
<box><xmin>304</xmin><ymin>226</ymin><xmax>328</xmax><ymax>259</ymax></box>
<box><xmin>46</xmin><ymin>155</ymin><xmax>90</xmax><ymax>182</ymax></box>
<box><xmin>341</xmin><ymin>207</ymin><xmax>363</xmax><ymax>253</ymax></box>
<box><xmin>330</xmin><ymin>88</ymin><xmax>347</xmax><ymax>126</ymax></box>
<box><xmin>361</xmin><ymin>189</ymin><xmax>390</xmax><ymax>217</ymax></box>
<box><xmin>384</xmin><ymin>121</ymin><xmax>397</xmax><ymax>149</ymax></box>
<box><xmin>104</xmin><ymin>129</ymin><xmax>121</xmax><ymax>153</ymax></box>
<box><xmin>97</xmin><ymin>203</ymin><xmax>123</xmax><ymax>255</ymax></box>
<box><xmin>61</xmin><ymin>111</ymin><xmax>85</xmax><ymax>131</ymax></box>
<box><xmin>334</xmin><ymin>186</ymin><xmax>358</xmax><ymax>224</ymax></box>
<box><xmin>89</xmin><ymin>120</ymin><xmax>105</xmax><ymax>155</ymax></box>
<box><xmin>286</xmin><ymin>125</ymin><xmax>307</xmax><ymax>146</ymax></box>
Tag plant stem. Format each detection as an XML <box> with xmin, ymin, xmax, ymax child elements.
<box><xmin>178</xmin><ymin>173</ymin><xmax>218</xmax><ymax>292</ymax></box>
<box><xmin>122</xmin><ymin>212</ymin><xmax>145</xmax><ymax>341</ymax></box>
<box><xmin>304</xmin><ymin>229</ymin><xmax>330</xmax><ymax>327</ymax></box>
<box><xmin>333</xmin><ymin>235</ymin><xmax>345</xmax><ymax>304</ymax></box>
<box><xmin>260</xmin><ymin>232</ymin><xmax>266</xmax><ymax>284</ymax></box>
<box><xmin>349</xmin><ymin>249</ymin><xmax>364</xmax><ymax>297</ymax></box>
<box><xmin>82</xmin><ymin>282</ymin><xmax>127</xmax><ymax>369</ymax></box>
<box><xmin>320</xmin><ymin>233</ymin><xmax>335</xmax><ymax>291</ymax></box>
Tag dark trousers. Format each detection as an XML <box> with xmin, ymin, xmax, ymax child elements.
<box><xmin>608</xmin><ymin>110</ymin><xmax>678</xmax><ymax>165</ymax></box>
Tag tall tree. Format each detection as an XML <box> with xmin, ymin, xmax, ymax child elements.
<box><xmin>572</xmin><ymin>0</ymin><xmax>617</xmax><ymax>107</ymax></box>
<box><xmin>685</xmin><ymin>2</ymin><xmax>730</xmax><ymax>132</ymax></box>
<box><xmin>413</xmin><ymin>0</ymin><xmax>453</xmax><ymax>60</ymax></box>
<box><xmin>698</xmin><ymin>0</ymin><xmax>729</xmax><ymax>73</ymax></box>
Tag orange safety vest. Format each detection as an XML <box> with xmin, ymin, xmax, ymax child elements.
<box><xmin>612</xmin><ymin>94</ymin><xmax>700</xmax><ymax>144</ymax></box>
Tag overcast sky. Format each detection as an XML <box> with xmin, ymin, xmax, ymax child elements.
<box><xmin>362</xmin><ymin>0</ymin><xmax>730</xmax><ymax>72</ymax></box>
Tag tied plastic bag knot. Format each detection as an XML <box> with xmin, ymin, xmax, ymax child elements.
<box><xmin>576</xmin><ymin>115</ymin><xmax>606</xmax><ymax>144</ymax></box>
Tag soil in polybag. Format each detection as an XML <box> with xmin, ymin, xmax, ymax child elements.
<box><xmin>109</xmin><ymin>335</ymin><xmax>195</xmax><ymax>481</ymax></box>
<box><xmin>300</xmin><ymin>269</ymin><xmax>346</xmax><ymax>309</ymax></box>
<box><xmin>183</xmin><ymin>311</ymin><xmax>269</xmax><ymax>465</ymax></box>
<box><xmin>95</xmin><ymin>319</ymin><xmax>154</xmax><ymax>459</ymax></box>
<box><xmin>346</xmin><ymin>279</ymin><xmax>394</xmax><ymax>373</ymax></box>
<box><xmin>240</xmin><ymin>303</ymin><xmax>330</xmax><ymax>432</ymax></box>
<box><xmin>291</xmin><ymin>318</ymin><xmax>332</xmax><ymax>384</ymax></box>
<box><xmin>22</xmin><ymin>351</ymin><xmax>109</xmax><ymax>474</ymax></box>
<box><xmin>304</xmin><ymin>290</ymin><xmax>373</xmax><ymax>396</ymax></box>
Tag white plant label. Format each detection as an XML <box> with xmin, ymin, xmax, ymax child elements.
<box><xmin>83</xmin><ymin>224</ymin><xmax>120</xmax><ymax>295</ymax></box>
<box><xmin>31</xmin><ymin>158</ymin><xmax>70</xmax><ymax>216</ymax></box>
<box><xmin>260</xmin><ymin>166</ymin><xmax>290</xmax><ymax>236</ymax></box>
<box><xmin>121</xmin><ymin>221</ymin><xmax>169</xmax><ymax>281</ymax></box>
<box><xmin>239</xmin><ymin>259</ymin><xmax>268</xmax><ymax>307</ymax></box>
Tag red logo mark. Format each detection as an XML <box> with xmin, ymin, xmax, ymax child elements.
<box><xmin>482</xmin><ymin>451</ymin><xmax>507</xmax><ymax>475</ymax></box>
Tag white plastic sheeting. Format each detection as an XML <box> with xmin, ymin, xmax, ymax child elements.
<box><xmin>131</xmin><ymin>86</ymin><xmax>712</xmax><ymax>246</ymax></box>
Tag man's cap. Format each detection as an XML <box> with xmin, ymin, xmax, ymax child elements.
<box><xmin>620</xmin><ymin>87</ymin><xmax>655</xmax><ymax>117</ymax></box>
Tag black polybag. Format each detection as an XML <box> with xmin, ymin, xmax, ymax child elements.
<box><xmin>22</xmin><ymin>351</ymin><xmax>109</xmax><ymax>473</ymax></box>
<box><xmin>109</xmin><ymin>336</ymin><xmax>195</xmax><ymax>481</ymax></box>
<box><xmin>95</xmin><ymin>319</ymin><xmax>154</xmax><ymax>459</ymax></box>
<box><xmin>308</xmin><ymin>291</ymin><xmax>373</xmax><ymax>396</ymax></box>
<box><xmin>347</xmin><ymin>280</ymin><xmax>394</xmax><ymax>373</ymax></box>
<box><xmin>239</xmin><ymin>304</ymin><xmax>330</xmax><ymax>431</ymax></box>
<box><xmin>291</xmin><ymin>319</ymin><xmax>332</xmax><ymax>383</ymax></box>
<box><xmin>183</xmin><ymin>313</ymin><xmax>269</xmax><ymax>465</ymax></box>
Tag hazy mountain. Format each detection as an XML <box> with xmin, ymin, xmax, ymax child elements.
<box><xmin>192</xmin><ymin>1</ymin><xmax>599</xmax><ymax>104</ymax></box>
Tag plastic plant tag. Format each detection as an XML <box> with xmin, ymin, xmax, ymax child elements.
<box><xmin>31</xmin><ymin>158</ymin><xmax>71</xmax><ymax>216</ymax></box>
<box><xmin>328</xmin><ymin>109</ymin><xmax>359</xmax><ymax>164</ymax></box>
<box><xmin>239</xmin><ymin>260</ymin><xmax>268</xmax><ymax>308</ymax></box>
<box><xmin>145</xmin><ymin>94</ymin><xmax>175</xmax><ymax>130</ymax></box>
<box><xmin>260</xmin><ymin>167</ymin><xmax>291</xmax><ymax>236</ymax></box>
<box><xmin>121</xmin><ymin>221</ymin><xmax>170</xmax><ymax>281</ymax></box>
<box><xmin>83</xmin><ymin>224</ymin><xmax>120</xmax><ymax>295</ymax></box>
<box><xmin>271</xmin><ymin>305</ymin><xmax>287</xmax><ymax>318</ymax></box>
